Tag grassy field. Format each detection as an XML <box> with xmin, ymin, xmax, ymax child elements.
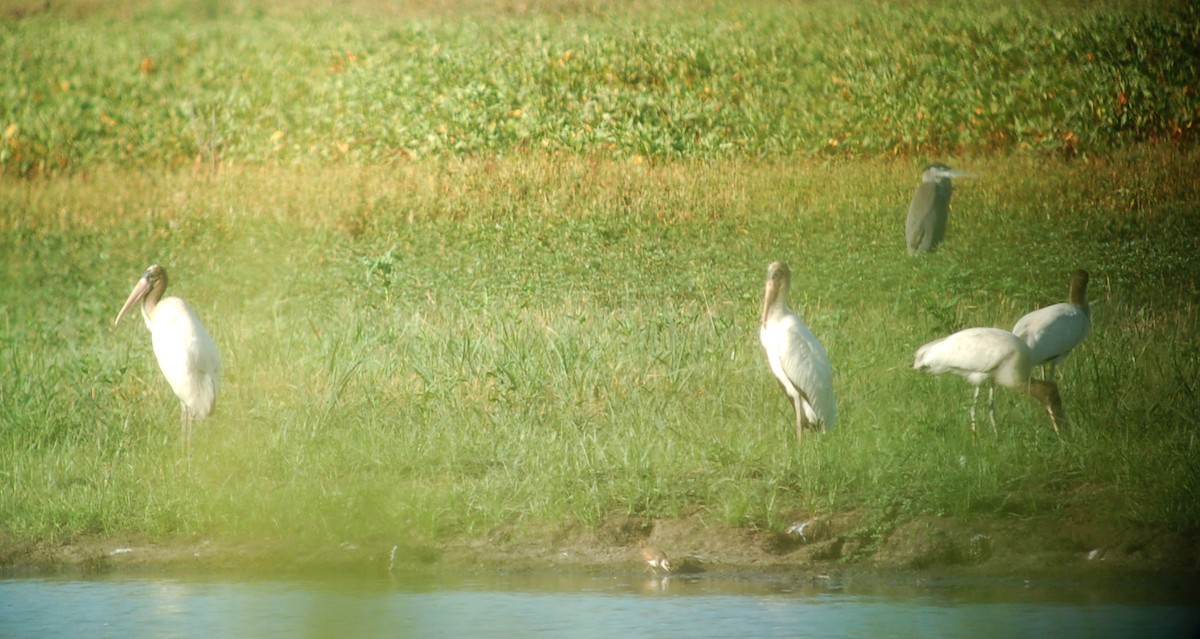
<box><xmin>1</xmin><ymin>1</ymin><xmax>1198</xmax><ymax>561</ymax></box>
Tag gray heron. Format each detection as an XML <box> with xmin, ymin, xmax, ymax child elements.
<box><xmin>905</xmin><ymin>162</ymin><xmax>976</xmax><ymax>255</ymax></box>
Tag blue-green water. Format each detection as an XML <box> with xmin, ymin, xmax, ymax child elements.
<box><xmin>1</xmin><ymin>569</ymin><xmax>1197</xmax><ymax>638</ymax></box>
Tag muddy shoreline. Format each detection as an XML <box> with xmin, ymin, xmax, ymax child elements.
<box><xmin>4</xmin><ymin>511</ymin><xmax>1197</xmax><ymax>580</ymax></box>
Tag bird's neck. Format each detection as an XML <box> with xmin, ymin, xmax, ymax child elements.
<box><xmin>761</xmin><ymin>284</ymin><xmax>787</xmax><ymax>327</ymax></box>
<box><xmin>140</xmin><ymin>298</ymin><xmax>156</xmax><ymax>330</ymax></box>
<box><xmin>1070</xmin><ymin>286</ymin><xmax>1089</xmax><ymax>317</ymax></box>
<box><xmin>140</xmin><ymin>283</ymin><xmax>166</xmax><ymax>329</ymax></box>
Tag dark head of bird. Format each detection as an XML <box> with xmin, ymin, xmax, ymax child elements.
<box><xmin>762</xmin><ymin>261</ymin><xmax>791</xmax><ymax>327</ymax></box>
<box><xmin>1070</xmin><ymin>269</ymin><xmax>1090</xmax><ymax>316</ymax></box>
<box><xmin>114</xmin><ymin>264</ymin><xmax>169</xmax><ymax>326</ymax></box>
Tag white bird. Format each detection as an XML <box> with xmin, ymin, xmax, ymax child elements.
<box><xmin>759</xmin><ymin>262</ymin><xmax>836</xmax><ymax>442</ymax></box>
<box><xmin>114</xmin><ymin>264</ymin><xmax>220</xmax><ymax>447</ymax></box>
<box><xmin>1013</xmin><ymin>269</ymin><xmax>1091</xmax><ymax>381</ymax></box>
<box><xmin>914</xmin><ymin>327</ymin><xmax>1064</xmax><ymax>434</ymax></box>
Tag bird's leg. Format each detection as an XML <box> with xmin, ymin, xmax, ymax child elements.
<box><xmin>1047</xmin><ymin>361</ymin><xmax>1057</xmax><ymax>382</ymax></box>
<box><xmin>793</xmin><ymin>397</ymin><xmax>806</xmax><ymax>444</ymax></box>
<box><xmin>987</xmin><ymin>386</ymin><xmax>997</xmax><ymax>434</ymax></box>
<box><xmin>180</xmin><ymin>404</ymin><xmax>192</xmax><ymax>452</ymax></box>
<box><xmin>969</xmin><ymin>387</ymin><xmax>979</xmax><ymax>433</ymax></box>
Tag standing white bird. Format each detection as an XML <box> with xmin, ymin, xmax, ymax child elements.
<box><xmin>1013</xmin><ymin>269</ymin><xmax>1090</xmax><ymax>380</ymax></box>
<box><xmin>914</xmin><ymin>327</ymin><xmax>1064</xmax><ymax>434</ymax></box>
<box><xmin>759</xmin><ymin>262</ymin><xmax>836</xmax><ymax>443</ymax></box>
<box><xmin>114</xmin><ymin>264</ymin><xmax>220</xmax><ymax>448</ymax></box>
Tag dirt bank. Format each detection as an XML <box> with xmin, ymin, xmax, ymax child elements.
<box><xmin>4</xmin><ymin>509</ymin><xmax>1198</xmax><ymax>579</ymax></box>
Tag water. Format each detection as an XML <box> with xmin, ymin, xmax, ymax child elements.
<box><xmin>1</xmin><ymin>568</ymin><xmax>1197</xmax><ymax>638</ymax></box>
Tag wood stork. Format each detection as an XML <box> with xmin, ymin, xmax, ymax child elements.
<box><xmin>914</xmin><ymin>327</ymin><xmax>1064</xmax><ymax>434</ymax></box>
<box><xmin>114</xmin><ymin>264</ymin><xmax>220</xmax><ymax>447</ymax></box>
<box><xmin>759</xmin><ymin>261</ymin><xmax>836</xmax><ymax>443</ymax></box>
<box><xmin>640</xmin><ymin>546</ymin><xmax>671</xmax><ymax>575</ymax></box>
<box><xmin>905</xmin><ymin>162</ymin><xmax>977</xmax><ymax>255</ymax></box>
<box><xmin>1013</xmin><ymin>269</ymin><xmax>1091</xmax><ymax>380</ymax></box>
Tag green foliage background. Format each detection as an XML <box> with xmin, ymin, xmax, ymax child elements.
<box><xmin>2</xmin><ymin>0</ymin><xmax>1198</xmax><ymax>176</ymax></box>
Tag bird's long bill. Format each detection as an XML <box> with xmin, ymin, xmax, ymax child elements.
<box><xmin>943</xmin><ymin>168</ymin><xmax>978</xmax><ymax>180</ymax></box>
<box><xmin>114</xmin><ymin>276</ymin><xmax>150</xmax><ymax>326</ymax></box>
<box><xmin>761</xmin><ymin>277</ymin><xmax>781</xmax><ymax>325</ymax></box>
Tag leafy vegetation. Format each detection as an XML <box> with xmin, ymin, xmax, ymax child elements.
<box><xmin>2</xmin><ymin>0</ymin><xmax>1198</xmax><ymax>176</ymax></box>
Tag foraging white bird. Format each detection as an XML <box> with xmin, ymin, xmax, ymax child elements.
<box><xmin>114</xmin><ymin>264</ymin><xmax>220</xmax><ymax>447</ymax></box>
<box><xmin>759</xmin><ymin>262</ymin><xmax>836</xmax><ymax>442</ymax></box>
<box><xmin>640</xmin><ymin>546</ymin><xmax>671</xmax><ymax>575</ymax></box>
<box><xmin>1013</xmin><ymin>269</ymin><xmax>1090</xmax><ymax>380</ymax></box>
<box><xmin>914</xmin><ymin>327</ymin><xmax>1064</xmax><ymax>434</ymax></box>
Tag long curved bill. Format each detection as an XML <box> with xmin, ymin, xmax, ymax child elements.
<box><xmin>114</xmin><ymin>275</ymin><xmax>150</xmax><ymax>326</ymax></box>
<box><xmin>761</xmin><ymin>262</ymin><xmax>787</xmax><ymax>325</ymax></box>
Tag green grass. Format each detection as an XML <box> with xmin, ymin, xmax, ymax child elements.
<box><xmin>1</xmin><ymin>1</ymin><xmax>1198</xmax><ymax>558</ymax></box>
<box><xmin>2</xmin><ymin>150</ymin><xmax>1198</xmax><ymax>553</ymax></box>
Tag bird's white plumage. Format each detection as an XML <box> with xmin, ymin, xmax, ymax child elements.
<box><xmin>914</xmin><ymin>326</ymin><xmax>1064</xmax><ymax>433</ymax></box>
<box><xmin>1012</xmin><ymin>270</ymin><xmax>1091</xmax><ymax>379</ymax></box>
<box><xmin>760</xmin><ymin>262</ymin><xmax>836</xmax><ymax>439</ymax></box>
<box><xmin>115</xmin><ymin>264</ymin><xmax>220</xmax><ymax>446</ymax></box>
<box><xmin>1013</xmin><ymin>303</ymin><xmax>1089</xmax><ymax>369</ymax></box>
<box><xmin>760</xmin><ymin>313</ymin><xmax>837</xmax><ymax>429</ymax></box>
<box><xmin>147</xmin><ymin>296</ymin><xmax>220</xmax><ymax>422</ymax></box>
<box><xmin>913</xmin><ymin>327</ymin><xmax>1030</xmax><ymax>390</ymax></box>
